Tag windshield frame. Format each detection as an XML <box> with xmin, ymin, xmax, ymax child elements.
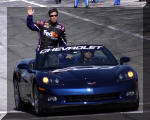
<box><xmin>35</xmin><ymin>45</ymin><xmax>118</xmax><ymax>70</ymax></box>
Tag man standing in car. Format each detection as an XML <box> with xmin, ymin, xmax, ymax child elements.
<box><xmin>27</xmin><ymin>6</ymin><xmax>67</xmax><ymax>55</ymax></box>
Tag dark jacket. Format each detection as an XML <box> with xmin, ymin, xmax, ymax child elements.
<box><xmin>27</xmin><ymin>15</ymin><xmax>67</xmax><ymax>51</ymax></box>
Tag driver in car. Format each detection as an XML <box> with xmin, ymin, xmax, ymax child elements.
<box><xmin>79</xmin><ymin>51</ymin><xmax>96</xmax><ymax>64</ymax></box>
<box><xmin>64</xmin><ymin>50</ymin><xmax>98</xmax><ymax>65</ymax></box>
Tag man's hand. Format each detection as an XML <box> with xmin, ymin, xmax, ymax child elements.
<box><xmin>65</xmin><ymin>54</ymin><xmax>73</xmax><ymax>59</ymax></box>
<box><xmin>27</xmin><ymin>6</ymin><xmax>34</xmax><ymax>15</ymax></box>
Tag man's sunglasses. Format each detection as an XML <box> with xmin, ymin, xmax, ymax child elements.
<box><xmin>50</xmin><ymin>14</ymin><xmax>58</xmax><ymax>17</ymax></box>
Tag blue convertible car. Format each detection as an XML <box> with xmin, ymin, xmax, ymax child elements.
<box><xmin>13</xmin><ymin>45</ymin><xmax>139</xmax><ymax>114</ymax></box>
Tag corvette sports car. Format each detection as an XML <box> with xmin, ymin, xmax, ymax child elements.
<box><xmin>13</xmin><ymin>45</ymin><xmax>139</xmax><ymax>114</ymax></box>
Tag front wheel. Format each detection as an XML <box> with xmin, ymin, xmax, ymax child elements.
<box><xmin>13</xmin><ymin>79</ymin><xmax>25</xmax><ymax>110</ymax></box>
<box><xmin>129</xmin><ymin>100</ymin><xmax>139</xmax><ymax>111</ymax></box>
<box><xmin>33</xmin><ymin>84</ymin><xmax>43</xmax><ymax>114</ymax></box>
<box><xmin>122</xmin><ymin>99</ymin><xmax>139</xmax><ymax>111</ymax></box>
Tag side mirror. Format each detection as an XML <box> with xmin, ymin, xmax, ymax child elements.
<box><xmin>17</xmin><ymin>64</ymin><xmax>33</xmax><ymax>73</ymax></box>
<box><xmin>17</xmin><ymin>64</ymin><xmax>28</xmax><ymax>69</ymax></box>
<box><xmin>29</xmin><ymin>62</ymin><xmax>36</xmax><ymax>70</ymax></box>
<box><xmin>120</xmin><ymin>57</ymin><xmax>130</xmax><ymax>65</ymax></box>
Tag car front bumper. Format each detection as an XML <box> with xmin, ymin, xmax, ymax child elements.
<box><xmin>38</xmin><ymin>84</ymin><xmax>139</xmax><ymax>110</ymax></box>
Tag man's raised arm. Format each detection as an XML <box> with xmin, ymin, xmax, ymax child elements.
<box><xmin>27</xmin><ymin>6</ymin><xmax>40</xmax><ymax>31</ymax></box>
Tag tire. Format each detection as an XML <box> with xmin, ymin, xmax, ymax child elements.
<box><xmin>123</xmin><ymin>100</ymin><xmax>139</xmax><ymax>111</ymax></box>
<box><xmin>13</xmin><ymin>79</ymin><xmax>25</xmax><ymax>110</ymax></box>
<box><xmin>129</xmin><ymin>100</ymin><xmax>139</xmax><ymax>111</ymax></box>
<box><xmin>33</xmin><ymin>84</ymin><xmax>43</xmax><ymax>114</ymax></box>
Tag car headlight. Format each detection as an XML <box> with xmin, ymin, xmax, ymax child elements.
<box><xmin>127</xmin><ymin>71</ymin><xmax>134</xmax><ymax>78</ymax></box>
<box><xmin>42</xmin><ymin>77</ymin><xmax>49</xmax><ymax>84</ymax></box>
<box><xmin>118</xmin><ymin>71</ymin><xmax>135</xmax><ymax>81</ymax></box>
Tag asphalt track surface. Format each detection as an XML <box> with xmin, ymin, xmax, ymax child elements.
<box><xmin>0</xmin><ymin>0</ymin><xmax>150</xmax><ymax>120</ymax></box>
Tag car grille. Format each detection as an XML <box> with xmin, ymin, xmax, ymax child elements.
<box><xmin>65</xmin><ymin>93</ymin><xmax>120</xmax><ymax>103</ymax></box>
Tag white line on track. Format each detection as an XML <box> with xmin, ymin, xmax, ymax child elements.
<box><xmin>0</xmin><ymin>110</ymin><xmax>24</xmax><ymax>114</ymax></box>
<box><xmin>0</xmin><ymin>0</ymin><xmax>19</xmax><ymax>2</ymax></box>
<box><xmin>21</xmin><ymin>0</ymin><xmax>46</xmax><ymax>7</ymax></box>
<box><xmin>59</xmin><ymin>11</ymin><xmax>143</xmax><ymax>39</ymax></box>
<box><xmin>0</xmin><ymin>111</ymin><xmax>7</xmax><ymax>114</ymax></box>
<box><xmin>21</xmin><ymin>0</ymin><xmax>143</xmax><ymax>39</ymax></box>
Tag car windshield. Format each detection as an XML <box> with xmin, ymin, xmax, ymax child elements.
<box><xmin>36</xmin><ymin>46</ymin><xmax>118</xmax><ymax>70</ymax></box>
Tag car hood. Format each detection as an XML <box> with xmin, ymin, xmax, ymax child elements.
<box><xmin>48</xmin><ymin>65</ymin><xmax>122</xmax><ymax>88</ymax></box>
